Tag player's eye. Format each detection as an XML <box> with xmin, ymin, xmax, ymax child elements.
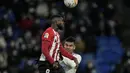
<box><xmin>57</xmin><ymin>21</ymin><xmax>64</xmax><ymax>24</ymax></box>
<box><xmin>69</xmin><ymin>45</ymin><xmax>73</xmax><ymax>47</ymax></box>
<box><xmin>65</xmin><ymin>44</ymin><xmax>68</xmax><ymax>46</ymax></box>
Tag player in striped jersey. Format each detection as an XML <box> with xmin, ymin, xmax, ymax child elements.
<box><xmin>60</xmin><ymin>36</ymin><xmax>82</xmax><ymax>73</ymax></box>
<box><xmin>38</xmin><ymin>15</ymin><xmax>78</xmax><ymax>73</ymax></box>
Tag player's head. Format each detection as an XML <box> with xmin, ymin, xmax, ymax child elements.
<box><xmin>50</xmin><ymin>15</ymin><xmax>65</xmax><ymax>31</ymax></box>
<box><xmin>63</xmin><ymin>36</ymin><xmax>76</xmax><ymax>53</ymax></box>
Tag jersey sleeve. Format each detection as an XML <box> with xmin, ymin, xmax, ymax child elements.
<box><xmin>76</xmin><ymin>54</ymin><xmax>82</xmax><ymax>64</ymax></box>
<box><xmin>42</xmin><ymin>29</ymin><xmax>54</xmax><ymax>42</ymax></box>
<box><xmin>41</xmin><ymin>28</ymin><xmax>55</xmax><ymax>64</ymax></box>
<box><xmin>62</xmin><ymin>56</ymin><xmax>76</xmax><ymax>68</ymax></box>
<box><xmin>42</xmin><ymin>41</ymin><xmax>54</xmax><ymax>64</ymax></box>
<box><xmin>62</xmin><ymin>54</ymin><xmax>82</xmax><ymax>68</ymax></box>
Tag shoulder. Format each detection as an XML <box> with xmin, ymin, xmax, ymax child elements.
<box><xmin>45</xmin><ymin>27</ymin><xmax>54</xmax><ymax>33</ymax></box>
<box><xmin>73</xmin><ymin>53</ymin><xmax>81</xmax><ymax>59</ymax></box>
<box><xmin>73</xmin><ymin>53</ymin><xmax>82</xmax><ymax>63</ymax></box>
<box><xmin>43</xmin><ymin>27</ymin><xmax>54</xmax><ymax>35</ymax></box>
<box><xmin>42</xmin><ymin>27</ymin><xmax>55</xmax><ymax>39</ymax></box>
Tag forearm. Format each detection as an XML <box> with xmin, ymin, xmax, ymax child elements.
<box><xmin>63</xmin><ymin>57</ymin><xmax>76</xmax><ymax>68</ymax></box>
<box><xmin>60</xmin><ymin>45</ymin><xmax>75</xmax><ymax>60</ymax></box>
<box><xmin>42</xmin><ymin>41</ymin><xmax>54</xmax><ymax>64</ymax></box>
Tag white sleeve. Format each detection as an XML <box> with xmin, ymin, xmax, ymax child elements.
<box><xmin>62</xmin><ymin>54</ymin><xmax>82</xmax><ymax>68</ymax></box>
<box><xmin>63</xmin><ymin>56</ymin><xmax>76</xmax><ymax>68</ymax></box>
<box><xmin>77</xmin><ymin>54</ymin><xmax>82</xmax><ymax>64</ymax></box>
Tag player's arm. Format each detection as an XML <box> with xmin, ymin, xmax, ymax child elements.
<box><xmin>63</xmin><ymin>55</ymin><xmax>82</xmax><ymax>68</ymax></box>
<box><xmin>41</xmin><ymin>30</ymin><xmax>55</xmax><ymax>64</ymax></box>
<box><xmin>59</xmin><ymin>43</ymin><xmax>79</xmax><ymax>67</ymax></box>
<box><xmin>77</xmin><ymin>55</ymin><xmax>82</xmax><ymax>64</ymax></box>
<box><xmin>42</xmin><ymin>40</ymin><xmax>59</xmax><ymax>69</ymax></box>
<box><xmin>42</xmin><ymin>40</ymin><xmax>54</xmax><ymax>64</ymax></box>
<box><xmin>59</xmin><ymin>43</ymin><xmax>75</xmax><ymax>60</ymax></box>
<box><xmin>63</xmin><ymin>57</ymin><xmax>76</xmax><ymax>68</ymax></box>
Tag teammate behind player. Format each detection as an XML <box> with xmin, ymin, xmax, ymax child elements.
<box><xmin>60</xmin><ymin>36</ymin><xmax>82</xmax><ymax>73</ymax></box>
<box><xmin>38</xmin><ymin>15</ymin><xmax>78</xmax><ymax>73</ymax></box>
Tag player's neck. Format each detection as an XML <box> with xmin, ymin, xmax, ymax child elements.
<box><xmin>54</xmin><ymin>28</ymin><xmax>58</xmax><ymax>32</ymax></box>
<box><xmin>51</xmin><ymin>25</ymin><xmax>58</xmax><ymax>31</ymax></box>
<box><xmin>69</xmin><ymin>52</ymin><xmax>73</xmax><ymax>54</ymax></box>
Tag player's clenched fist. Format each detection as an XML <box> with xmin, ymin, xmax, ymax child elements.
<box><xmin>53</xmin><ymin>61</ymin><xmax>59</xmax><ymax>69</ymax></box>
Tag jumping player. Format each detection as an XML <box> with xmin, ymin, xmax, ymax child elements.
<box><xmin>38</xmin><ymin>15</ymin><xmax>78</xmax><ymax>73</ymax></box>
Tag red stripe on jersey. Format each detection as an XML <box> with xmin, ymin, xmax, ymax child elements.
<box><xmin>56</xmin><ymin>50</ymin><xmax>59</xmax><ymax>61</ymax></box>
<box><xmin>49</xmin><ymin>31</ymin><xmax>60</xmax><ymax>61</ymax></box>
<box><xmin>48</xmin><ymin>39</ymin><xmax>54</xmax><ymax>52</ymax></box>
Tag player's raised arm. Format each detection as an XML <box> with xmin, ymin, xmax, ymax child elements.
<box><xmin>59</xmin><ymin>43</ymin><xmax>78</xmax><ymax>66</ymax></box>
<box><xmin>62</xmin><ymin>56</ymin><xmax>76</xmax><ymax>68</ymax></box>
<box><xmin>60</xmin><ymin>43</ymin><xmax>75</xmax><ymax>60</ymax></box>
<box><xmin>62</xmin><ymin>54</ymin><xmax>82</xmax><ymax>68</ymax></box>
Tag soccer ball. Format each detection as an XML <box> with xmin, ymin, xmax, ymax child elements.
<box><xmin>64</xmin><ymin>0</ymin><xmax>78</xmax><ymax>8</ymax></box>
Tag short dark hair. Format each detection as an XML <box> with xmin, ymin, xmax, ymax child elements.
<box><xmin>65</xmin><ymin>36</ymin><xmax>76</xmax><ymax>43</ymax></box>
<box><xmin>50</xmin><ymin>15</ymin><xmax>64</xmax><ymax>24</ymax></box>
<box><xmin>50</xmin><ymin>15</ymin><xmax>63</xmax><ymax>20</ymax></box>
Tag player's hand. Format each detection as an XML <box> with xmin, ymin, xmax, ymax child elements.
<box><xmin>73</xmin><ymin>58</ymin><xmax>78</xmax><ymax>68</ymax></box>
<box><xmin>53</xmin><ymin>61</ymin><xmax>59</xmax><ymax>69</ymax></box>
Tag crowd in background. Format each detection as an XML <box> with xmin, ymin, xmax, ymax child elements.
<box><xmin>0</xmin><ymin>0</ymin><xmax>129</xmax><ymax>73</ymax></box>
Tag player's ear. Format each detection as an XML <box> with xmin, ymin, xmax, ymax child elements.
<box><xmin>73</xmin><ymin>45</ymin><xmax>76</xmax><ymax>50</ymax></box>
<box><xmin>61</xmin><ymin>41</ymin><xmax>64</xmax><ymax>48</ymax></box>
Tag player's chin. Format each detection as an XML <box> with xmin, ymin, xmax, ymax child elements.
<box><xmin>66</xmin><ymin>49</ymin><xmax>71</xmax><ymax>52</ymax></box>
<box><xmin>58</xmin><ymin>29</ymin><xmax>64</xmax><ymax>31</ymax></box>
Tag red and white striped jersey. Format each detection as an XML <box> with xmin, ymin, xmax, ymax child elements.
<box><xmin>39</xmin><ymin>27</ymin><xmax>61</xmax><ymax>62</ymax></box>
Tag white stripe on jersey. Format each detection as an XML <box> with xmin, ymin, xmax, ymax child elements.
<box><xmin>39</xmin><ymin>29</ymin><xmax>60</xmax><ymax>61</ymax></box>
<box><xmin>54</xmin><ymin>32</ymin><xmax>60</xmax><ymax>61</ymax></box>
<box><xmin>49</xmin><ymin>34</ymin><xmax>57</xmax><ymax>57</ymax></box>
<box><xmin>56</xmin><ymin>33</ymin><xmax>60</xmax><ymax>61</ymax></box>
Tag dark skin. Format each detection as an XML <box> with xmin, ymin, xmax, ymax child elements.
<box><xmin>51</xmin><ymin>17</ymin><xmax>64</xmax><ymax>31</ymax></box>
<box><xmin>50</xmin><ymin>17</ymin><xmax>78</xmax><ymax>69</ymax></box>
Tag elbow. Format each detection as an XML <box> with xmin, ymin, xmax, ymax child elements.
<box><xmin>41</xmin><ymin>41</ymin><xmax>50</xmax><ymax>55</ymax></box>
<box><xmin>42</xmin><ymin>47</ymin><xmax>49</xmax><ymax>56</ymax></box>
<box><xmin>42</xmin><ymin>47</ymin><xmax>48</xmax><ymax>57</ymax></box>
<box><xmin>42</xmin><ymin>49</ymin><xmax>46</xmax><ymax>55</ymax></box>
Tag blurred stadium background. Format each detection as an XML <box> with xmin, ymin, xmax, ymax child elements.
<box><xmin>0</xmin><ymin>0</ymin><xmax>130</xmax><ymax>73</ymax></box>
